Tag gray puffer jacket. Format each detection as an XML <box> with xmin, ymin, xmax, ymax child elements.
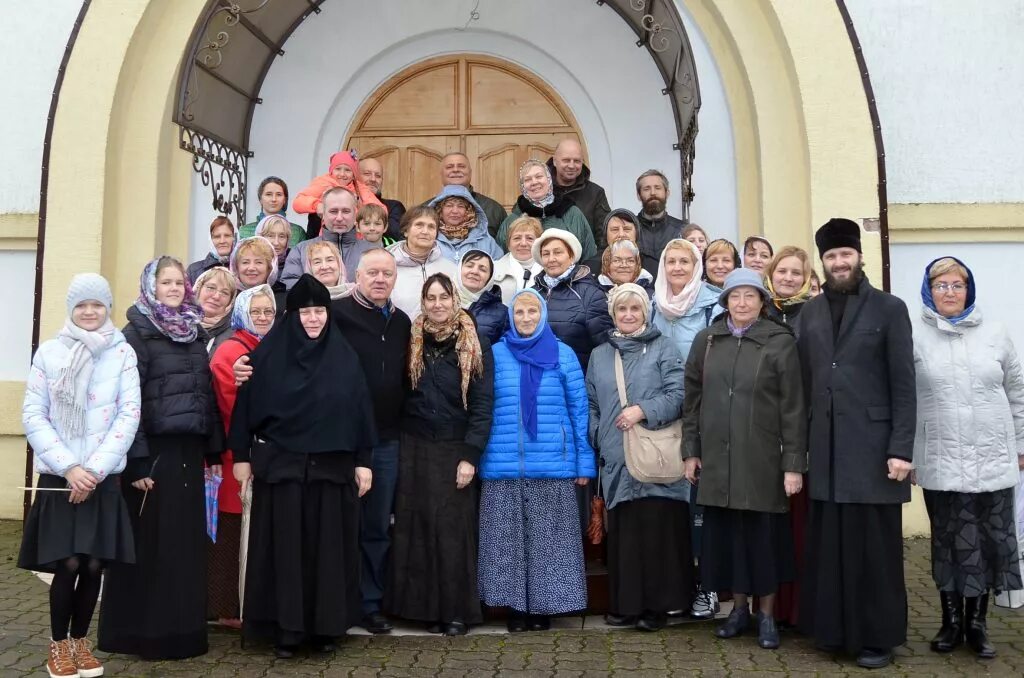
<box><xmin>912</xmin><ymin>305</ymin><xmax>1024</xmax><ymax>492</ymax></box>
<box><xmin>585</xmin><ymin>326</ymin><xmax>689</xmax><ymax>509</ymax></box>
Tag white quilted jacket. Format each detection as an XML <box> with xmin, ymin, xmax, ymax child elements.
<box><xmin>22</xmin><ymin>330</ymin><xmax>141</xmax><ymax>479</ymax></box>
<box><xmin>912</xmin><ymin>305</ymin><xmax>1024</xmax><ymax>492</ymax></box>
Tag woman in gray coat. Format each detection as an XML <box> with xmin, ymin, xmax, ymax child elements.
<box><xmin>912</xmin><ymin>256</ymin><xmax>1024</xmax><ymax>659</ymax></box>
<box><xmin>586</xmin><ymin>283</ymin><xmax>691</xmax><ymax>632</ymax></box>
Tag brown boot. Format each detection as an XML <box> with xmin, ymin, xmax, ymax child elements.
<box><xmin>71</xmin><ymin>636</ymin><xmax>104</xmax><ymax>677</ymax></box>
<box><xmin>46</xmin><ymin>639</ymin><xmax>77</xmax><ymax>678</ymax></box>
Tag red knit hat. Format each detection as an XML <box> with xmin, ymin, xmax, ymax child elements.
<box><xmin>328</xmin><ymin>150</ymin><xmax>358</xmax><ymax>176</ymax></box>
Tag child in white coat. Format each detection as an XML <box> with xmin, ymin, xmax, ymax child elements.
<box><xmin>18</xmin><ymin>273</ymin><xmax>141</xmax><ymax>678</ymax></box>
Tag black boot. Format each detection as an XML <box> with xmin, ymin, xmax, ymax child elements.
<box><xmin>930</xmin><ymin>591</ymin><xmax>964</xmax><ymax>652</ymax></box>
<box><xmin>965</xmin><ymin>593</ymin><xmax>996</xmax><ymax>659</ymax></box>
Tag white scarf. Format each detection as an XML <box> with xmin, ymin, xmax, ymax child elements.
<box><xmin>53</xmin><ymin>318</ymin><xmax>115</xmax><ymax>439</ymax></box>
<box><xmin>654</xmin><ymin>239</ymin><xmax>705</xmax><ymax>321</ymax></box>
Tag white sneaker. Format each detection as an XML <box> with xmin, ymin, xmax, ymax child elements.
<box><xmin>689</xmin><ymin>586</ymin><xmax>720</xmax><ymax>619</ymax></box>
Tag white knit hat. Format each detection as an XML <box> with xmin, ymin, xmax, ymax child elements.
<box><xmin>66</xmin><ymin>273</ymin><xmax>113</xmax><ymax>316</ymax></box>
<box><xmin>531</xmin><ymin>228</ymin><xmax>582</xmax><ymax>264</ymax></box>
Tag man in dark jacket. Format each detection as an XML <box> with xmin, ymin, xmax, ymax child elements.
<box><xmin>433</xmin><ymin>152</ymin><xmax>508</xmax><ymax>239</ymax></box>
<box><xmin>796</xmin><ymin>218</ymin><xmax>915</xmax><ymax>670</ymax></box>
<box><xmin>635</xmin><ymin>169</ymin><xmax>686</xmax><ymax>278</ymax></box>
<box><xmin>547</xmin><ymin>140</ymin><xmax>610</xmax><ymax>249</ymax></box>
<box><xmin>359</xmin><ymin>157</ymin><xmax>406</xmax><ymax>242</ymax></box>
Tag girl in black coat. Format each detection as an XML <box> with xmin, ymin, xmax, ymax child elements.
<box><xmin>98</xmin><ymin>256</ymin><xmax>224</xmax><ymax>660</ymax></box>
<box><xmin>455</xmin><ymin>249</ymin><xmax>508</xmax><ymax>344</ymax></box>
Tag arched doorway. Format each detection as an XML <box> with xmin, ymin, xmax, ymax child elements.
<box><xmin>345</xmin><ymin>54</ymin><xmax>585</xmax><ymax>210</ymax></box>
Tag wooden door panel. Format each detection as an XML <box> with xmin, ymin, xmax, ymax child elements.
<box><xmin>349</xmin><ymin>135</ymin><xmax>459</xmax><ymax>208</ymax></box>
<box><xmin>360</xmin><ymin>63</ymin><xmax>458</xmax><ymax>132</ymax></box>
<box><xmin>467</xmin><ymin>61</ymin><xmax>570</xmax><ymax>129</ymax></box>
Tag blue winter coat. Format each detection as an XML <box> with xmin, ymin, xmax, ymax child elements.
<box><xmin>469</xmin><ymin>285</ymin><xmax>509</xmax><ymax>346</ymax></box>
<box><xmin>428</xmin><ymin>185</ymin><xmax>505</xmax><ymax>262</ymax></box>
<box><xmin>651</xmin><ymin>281</ymin><xmax>722</xmax><ymax>371</ymax></box>
<box><xmin>480</xmin><ymin>340</ymin><xmax>597</xmax><ymax>480</ymax></box>
<box><xmin>531</xmin><ymin>265</ymin><xmax>613</xmax><ymax>372</ymax></box>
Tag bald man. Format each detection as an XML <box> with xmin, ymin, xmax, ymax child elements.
<box><xmin>547</xmin><ymin>139</ymin><xmax>611</xmax><ymax>249</ymax></box>
<box><xmin>359</xmin><ymin>158</ymin><xmax>406</xmax><ymax>241</ymax></box>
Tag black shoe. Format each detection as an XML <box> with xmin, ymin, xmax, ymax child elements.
<box><xmin>507</xmin><ymin>611</ymin><xmax>528</xmax><ymax>633</ymax></box>
<box><xmin>443</xmin><ymin>621</ymin><xmax>468</xmax><ymax>636</ymax></box>
<box><xmin>755</xmin><ymin>612</ymin><xmax>779</xmax><ymax>649</ymax></box>
<box><xmin>965</xmin><ymin>593</ymin><xmax>996</xmax><ymax>659</ymax></box>
<box><xmin>311</xmin><ymin>636</ymin><xmax>336</xmax><ymax>653</ymax></box>
<box><xmin>635</xmin><ymin>612</ymin><xmax>666</xmax><ymax>632</ymax></box>
<box><xmin>526</xmin><ymin>615</ymin><xmax>551</xmax><ymax>631</ymax></box>
<box><xmin>426</xmin><ymin>622</ymin><xmax>444</xmax><ymax>634</ymax></box>
<box><xmin>604</xmin><ymin>613</ymin><xmax>637</xmax><ymax>627</ymax></box>
<box><xmin>273</xmin><ymin>645</ymin><xmax>296</xmax><ymax>659</ymax></box>
<box><xmin>930</xmin><ymin>591</ymin><xmax>964</xmax><ymax>653</ymax></box>
<box><xmin>714</xmin><ymin>606</ymin><xmax>750</xmax><ymax>639</ymax></box>
<box><xmin>361</xmin><ymin>612</ymin><xmax>394</xmax><ymax>635</ymax></box>
<box><xmin>855</xmin><ymin>647</ymin><xmax>893</xmax><ymax>669</ymax></box>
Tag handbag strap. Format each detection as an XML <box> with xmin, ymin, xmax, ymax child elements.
<box><xmin>613</xmin><ymin>350</ymin><xmax>629</xmax><ymax>408</ymax></box>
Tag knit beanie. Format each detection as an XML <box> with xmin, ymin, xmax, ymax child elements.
<box><xmin>66</xmin><ymin>273</ymin><xmax>113</xmax><ymax>316</ymax></box>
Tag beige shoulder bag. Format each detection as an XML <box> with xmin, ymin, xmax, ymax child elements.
<box><xmin>613</xmin><ymin>350</ymin><xmax>685</xmax><ymax>484</ymax></box>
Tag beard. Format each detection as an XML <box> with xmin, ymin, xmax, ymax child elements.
<box><xmin>642</xmin><ymin>197</ymin><xmax>665</xmax><ymax>215</ymax></box>
<box><xmin>824</xmin><ymin>257</ymin><xmax>864</xmax><ymax>293</ymax></box>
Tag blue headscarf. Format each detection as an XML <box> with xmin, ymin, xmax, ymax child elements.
<box><xmin>231</xmin><ymin>284</ymin><xmax>276</xmax><ymax>337</ymax></box>
<box><xmin>502</xmin><ymin>288</ymin><xmax>559</xmax><ymax>440</ymax></box>
<box><xmin>921</xmin><ymin>255</ymin><xmax>976</xmax><ymax>325</ymax></box>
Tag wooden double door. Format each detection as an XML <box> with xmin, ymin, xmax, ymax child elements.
<box><xmin>345</xmin><ymin>54</ymin><xmax>586</xmax><ymax>211</ymax></box>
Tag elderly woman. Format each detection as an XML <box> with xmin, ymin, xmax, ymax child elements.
<box><xmin>206</xmin><ymin>285</ymin><xmax>276</xmax><ymax>630</ymax></box>
<box><xmin>493</xmin><ymin>215</ymin><xmax>543</xmax><ymax>303</ymax></box>
<box><xmin>586</xmin><ymin>283</ymin><xmax>690</xmax><ymax>632</ymax></box>
<box><xmin>764</xmin><ymin>246</ymin><xmax>813</xmax><ymax>328</ymax></box>
<box><xmin>683</xmin><ymin>223</ymin><xmax>710</xmax><ymax>255</ymax></box>
<box><xmin>193</xmin><ymin>266</ymin><xmax>238</xmax><ymax>355</ymax></box>
<box><xmin>240</xmin><ymin>176</ymin><xmax>305</xmax><ymax>246</ymax></box>
<box><xmin>742</xmin><ymin>236</ymin><xmax>774</xmax><ymax>273</ymax></box>
<box><xmin>386</xmin><ymin>274</ymin><xmax>494</xmax><ymax>636</ymax></box>
<box><xmin>682</xmin><ymin>268</ymin><xmax>807</xmax><ymax>651</ymax></box>
<box><xmin>583</xmin><ymin>209</ymin><xmax>640</xmax><ymax>273</ymax></box>
<box><xmin>911</xmin><ymin>256</ymin><xmax>1024</xmax><ymax>659</ymax></box>
<box><xmin>229</xmin><ymin>275</ymin><xmax>375</xmax><ymax>657</ymax></box>
<box><xmin>427</xmin><ymin>184</ymin><xmax>503</xmax><ymax>262</ymax></box>
<box><xmin>386</xmin><ymin>207</ymin><xmax>458</xmax><ymax>319</ymax></box>
<box><xmin>479</xmin><ymin>289</ymin><xmax>595</xmax><ymax>631</ymax></box>
<box><xmin>255</xmin><ymin>215</ymin><xmax>293</xmax><ymax>271</ymax></box>
<box><xmin>188</xmin><ymin>216</ymin><xmax>238</xmax><ymax>284</ymax></box>
<box><xmin>455</xmin><ymin>249</ymin><xmax>508</xmax><ymax>345</ymax></box>
<box><xmin>230</xmin><ymin>236</ymin><xmax>280</xmax><ymax>291</ymax></box>
<box><xmin>809</xmin><ymin>270</ymin><xmax>822</xmax><ymax>296</ymax></box>
<box><xmin>530</xmin><ymin>229</ymin><xmax>612</xmax><ymax>373</ymax></box>
<box><xmin>98</xmin><ymin>256</ymin><xmax>223</xmax><ymax>660</ymax></box>
<box><xmin>703</xmin><ymin>238</ymin><xmax>740</xmax><ymax>288</ymax></box>
<box><xmin>596</xmin><ymin>240</ymin><xmax>654</xmax><ymax>297</ymax></box>
<box><xmin>496</xmin><ymin>159</ymin><xmax>597</xmax><ymax>261</ymax></box>
<box><xmin>304</xmin><ymin>240</ymin><xmax>353</xmax><ymax>301</ymax></box>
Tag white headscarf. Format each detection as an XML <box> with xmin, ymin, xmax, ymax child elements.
<box><xmin>654</xmin><ymin>239</ymin><xmax>705</xmax><ymax>321</ymax></box>
<box><xmin>455</xmin><ymin>250</ymin><xmax>495</xmax><ymax>309</ymax></box>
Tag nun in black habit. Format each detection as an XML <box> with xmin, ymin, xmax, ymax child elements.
<box><xmin>229</xmin><ymin>274</ymin><xmax>377</xmax><ymax>658</ymax></box>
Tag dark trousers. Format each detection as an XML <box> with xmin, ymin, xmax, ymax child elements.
<box><xmin>359</xmin><ymin>439</ymin><xmax>400</xmax><ymax>615</ymax></box>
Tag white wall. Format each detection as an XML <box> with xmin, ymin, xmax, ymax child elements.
<box><xmin>0</xmin><ymin>253</ymin><xmax>37</xmax><ymax>381</ymax></box>
<box><xmin>846</xmin><ymin>0</ymin><xmax>1024</xmax><ymax>204</ymax></box>
<box><xmin>192</xmin><ymin>0</ymin><xmax>739</xmax><ymax>259</ymax></box>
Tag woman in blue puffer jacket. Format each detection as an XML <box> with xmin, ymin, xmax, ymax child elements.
<box><xmin>478</xmin><ymin>288</ymin><xmax>597</xmax><ymax>633</ymax></box>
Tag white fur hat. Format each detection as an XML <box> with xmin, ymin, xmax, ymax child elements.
<box><xmin>531</xmin><ymin>228</ymin><xmax>582</xmax><ymax>265</ymax></box>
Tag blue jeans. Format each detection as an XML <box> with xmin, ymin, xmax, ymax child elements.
<box><xmin>359</xmin><ymin>439</ymin><xmax>400</xmax><ymax>615</ymax></box>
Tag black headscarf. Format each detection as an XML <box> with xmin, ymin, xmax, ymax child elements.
<box><xmin>228</xmin><ymin>274</ymin><xmax>377</xmax><ymax>455</ymax></box>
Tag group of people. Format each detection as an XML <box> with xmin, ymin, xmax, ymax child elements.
<box><xmin>18</xmin><ymin>140</ymin><xmax>1024</xmax><ymax>678</ymax></box>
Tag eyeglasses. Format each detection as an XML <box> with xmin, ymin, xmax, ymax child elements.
<box><xmin>611</xmin><ymin>257</ymin><xmax>637</xmax><ymax>266</ymax></box>
<box><xmin>201</xmin><ymin>284</ymin><xmax>233</xmax><ymax>299</ymax></box>
<box><xmin>249</xmin><ymin>309</ymin><xmax>275</xmax><ymax>319</ymax></box>
<box><xmin>931</xmin><ymin>282</ymin><xmax>967</xmax><ymax>294</ymax></box>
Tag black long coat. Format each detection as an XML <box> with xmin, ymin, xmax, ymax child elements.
<box><xmin>796</xmin><ymin>277</ymin><xmax>916</xmax><ymax>504</ymax></box>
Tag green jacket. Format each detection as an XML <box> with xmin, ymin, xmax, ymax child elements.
<box><xmin>240</xmin><ymin>218</ymin><xmax>306</xmax><ymax>247</ymax></box>
<box><xmin>682</xmin><ymin>316</ymin><xmax>807</xmax><ymax>513</ymax></box>
<box><xmin>495</xmin><ymin>200</ymin><xmax>597</xmax><ymax>261</ymax></box>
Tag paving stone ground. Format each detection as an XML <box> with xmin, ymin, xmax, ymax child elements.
<box><xmin>1</xmin><ymin>519</ymin><xmax>1022</xmax><ymax>677</ymax></box>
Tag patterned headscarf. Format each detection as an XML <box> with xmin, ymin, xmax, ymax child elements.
<box><xmin>519</xmin><ymin>159</ymin><xmax>555</xmax><ymax>208</ymax></box>
<box><xmin>437</xmin><ymin>196</ymin><xmax>477</xmax><ymax>242</ymax></box>
<box><xmin>134</xmin><ymin>256</ymin><xmax>203</xmax><ymax>343</ymax></box>
<box><xmin>408</xmin><ymin>287</ymin><xmax>483</xmax><ymax>409</ymax></box>
<box><xmin>601</xmin><ymin>239</ymin><xmax>642</xmax><ymax>283</ymax></box>
<box><xmin>230</xmin><ymin>284</ymin><xmax>276</xmax><ymax>337</ymax></box>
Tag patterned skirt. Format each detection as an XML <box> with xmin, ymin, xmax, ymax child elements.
<box><xmin>478</xmin><ymin>478</ymin><xmax>587</xmax><ymax>615</ymax></box>
<box><xmin>924</xmin><ymin>488</ymin><xmax>1023</xmax><ymax>597</ymax></box>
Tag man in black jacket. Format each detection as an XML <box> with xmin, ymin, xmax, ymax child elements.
<box><xmin>546</xmin><ymin>139</ymin><xmax>610</xmax><ymax>249</ymax></box>
<box><xmin>635</xmin><ymin>169</ymin><xmax>686</xmax><ymax>278</ymax></box>
<box><xmin>797</xmin><ymin>218</ymin><xmax>915</xmax><ymax>670</ymax></box>
<box><xmin>359</xmin><ymin>157</ymin><xmax>406</xmax><ymax>242</ymax></box>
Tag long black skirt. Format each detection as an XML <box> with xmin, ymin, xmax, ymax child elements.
<box><xmin>19</xmin><ymin>473</ymin><xmax>135</xmax><ymax>573</ymax></box>
<box><xmin>207</xmin><ymin>512</ymin><xmax>241</xmax><ymax>620</ymax></box>
<box><xmin>98</xmin><ymin>436</ymin><xmax>209</xmax><ymax>660</ymax></box>
<box><xmin>385</xmin><ymin>433</ymin><xmax>482</xmax><ymax>624</ymax></box>
<box><xmin>243</xmin><ymin>474</ymin><xmax>361</xmax><ymax>646</ymax></box>
<box><xmin>700</xmin><ymin>505</ymin><xmax>794</xmax><ymax>597</ymax></box>
<box><xmin>924</xmin><ymin>488</ymin><xmax>1022</xmax><ymax>597</ymax></box>
<box><xmin>607</xmin><ymin>497</ymin><xmax>693</xmax><ymax>615</ymax></box>
<box><xmin>799</xmin><ymin>500</ymin><xmax>906</xmax><ymax>653</ymax></box>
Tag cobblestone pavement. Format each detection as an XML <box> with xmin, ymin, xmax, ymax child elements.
<box><xmin>1</xmin><ymin>520</ymin><xmax>1023</xmax><ymax>677</ymax></box>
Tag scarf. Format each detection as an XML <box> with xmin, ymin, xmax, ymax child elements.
<box><xmin>920</xmin><ymin>255</ymin><xmax>976</xmax><ymax>325</ymax></box>
<box><xmin>353</xmin><ymin>286</ymin><xmax>395</xmax><ymax>317</ymax></box>
<box><xmin>765</xmin><ymin>268</ymin><xmax>812</xmax><ymax>312</ymax></box>
<box><xmin>601</xmin><ymin>241</ymin><xmax>642</xmax><ymax>282</ymax></box>
<box><xmin>302</xmin><ymin>240</ymin><xmax>352</xmax><ymax>300</ymax></box>
<box><xmin>230</xmin><ymin>284</ymin><xmax>276</xmax><ymax>337</ymax></box>
<box><xmin>192</xmin><ymin>266</ymin><xmax>236</xmax><ymax>331</ymax></box>
<box><xmin>134</xmin><ymin>257</ymin><xmax>203</xmax><ymax>343</ymax></box>
<box><xmin>455</xmin><ymin>250</ymin><xmax>495</xmax><ymax>310</ymax></box>
<box><xmin>400</xmin><ymin>242</ymin><xmax>431</xmax><ymax>266</ymax></box>
<box><xmin>654</xmin><ymin>239</ymin><xmax>705</xmax><ymax>321</ymax></box>
<box><xmin>519</xmin><ymin>160</ymin><xmax>555</xmax><ymax>208</ymax></box>
<box><xmin>727</xmin><ymin>316</ymin><xmax>757</xmax><ymax>338</ymax></box>
<box><xmin>409</xmin><ymin>308</ymin><xmax>483</xmax><ymax>409</ymax></box>
<box><xmin>254</xmin><ymin>215</ymin><xmax>291</xmax><ymax>268</ymax></box>
<box><xmin>542</xmin><ymin>264</ymin><xmax>577</xmax><ymax>289</ymax></box>
<box><xmin>607</xmin><ymin>283</ymin><xmax>651</xmax><ymax>338</ymax></box>
<box><xmin>438</xmin><ymin>197</ymin><xmax>477</xmax><ymax>242</ymax></box>
<box><xmin>502</xmin><ymin>289</ymin><xmax>559</xmax><ymax>440</ymax></box>
<box><xmin>52</xmin><ymin>318</ymin><xmax>116</xmax><ymax>439</ymax></box>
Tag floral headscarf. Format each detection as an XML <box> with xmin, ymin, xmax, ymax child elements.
<box><xmin>437</xmin><ymin>196</ymin><xmax>477</xmax><ymax>242</ymax></box>
<box><xmin>230</xmin><ymin>284</ymin><xmax>276</xmax><ymax>337</ymax></box>
<box><xmin>229</xmin><ymin>236</ymin><xmax>280</xmax><ymax>289</ymax></box>
<box><xmin>519</xmin><ymin>159</ymin><xmax>555</xmax><ymax>208</ymax></box>
<box><xmin>134</xmin><ymin>256</ymin><xmax>203</xmax><ymax>343</ymax></box>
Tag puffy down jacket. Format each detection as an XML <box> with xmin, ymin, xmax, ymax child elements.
<box><xmin>469</xmin><ymin>285</ymin><xmax>509</xmax><ymax>345</ymax></box>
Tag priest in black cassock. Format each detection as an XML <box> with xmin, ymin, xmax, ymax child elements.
<box><xmin>796</xmin><ymin>218</ymin><xmax>916</xmax><ymax>670</ymax></box>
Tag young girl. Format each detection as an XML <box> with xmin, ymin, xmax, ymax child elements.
<box><xmin>19</xmin><ymin>273</ymin><xmax>141</xmax><ymax>678</ymax></box>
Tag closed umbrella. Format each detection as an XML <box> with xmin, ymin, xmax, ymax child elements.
<box><xmin>238</xmin><ymin>479</ymin><xmax>253</xmax><ymax>618</ymax></box>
